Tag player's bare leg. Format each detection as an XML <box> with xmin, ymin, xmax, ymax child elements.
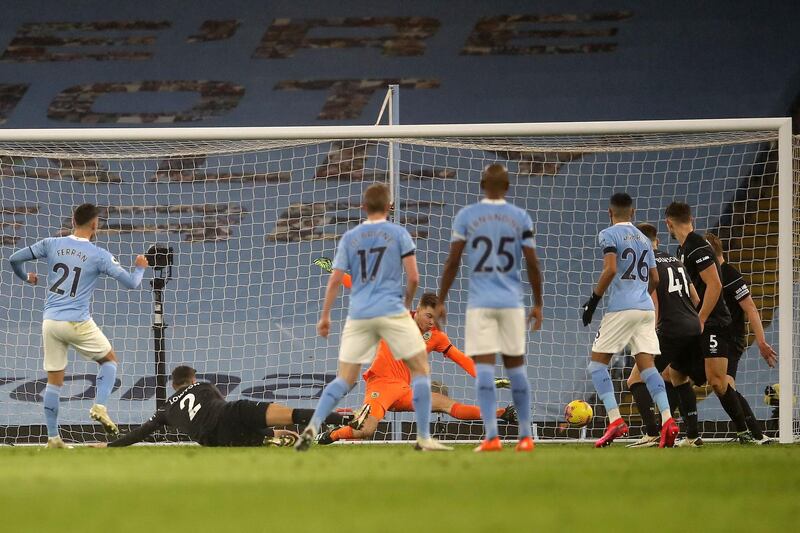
<box><xmin>44</xmin><ymin>369</ymin><xmax>69</xmax><ymax>448</ymax></box>
<box><xmin>90</xmin><ymin>350</ymin><xmax>120</xmax><ymax>436</ymax></box>
<box><xmin>404</xmin><ymin>351</ymin><xmax>452</xmax><ymax>451</ymax></box>
<box><xmin>296</xmin><ymin>362</ymin><xmax>360</xmax><ymax>451</ymax></box>
<box><xmin>634</xmin><ymin>353</ymin><xmax>678</xmax><ymax>448</ymax></box>
<box><xmin>265</xmin><ymin>403</ymin><xmax>295</xmax><ymax>425</ymax></box>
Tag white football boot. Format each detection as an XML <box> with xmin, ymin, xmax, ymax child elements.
<box><xmin>89</xmin><ymin>404</ymin><xmax>119</xmax><ymax>436</ymax></box>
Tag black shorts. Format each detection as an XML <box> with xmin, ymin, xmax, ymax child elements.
<box><xmin>699</xmin><ymin>327</ymin><xmax>731</xmax><ymax>359</ymax></box>
<box><xmin>212</xmin><ymin>400</ymin><xmax>271</xmax><ymax>447</ymax></box>
<box><xmin>726</xmin><ymin>343</ymin><xmax>745</xmax><ymax>380</ymax></box>
<box><xmin>656</xmin><ymin>334</ymin><xmax>700</xmax><ymax>375</ymax></box>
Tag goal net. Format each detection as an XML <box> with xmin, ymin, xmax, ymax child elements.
<box><xmin>0</xmin><ymin>121</ymin><xmax>796</xmax><ymax>444</ymax></box>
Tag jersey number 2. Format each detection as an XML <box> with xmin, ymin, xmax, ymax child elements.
<box><xmin>179</xmin><ymin>393</ymin><xmax>202</xmax><ymax>421</ymax></box>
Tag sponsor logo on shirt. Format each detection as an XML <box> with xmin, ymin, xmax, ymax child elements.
<box><xmin>695</xmin><ymin>255</ymin><xmax>710</xmax><ymax>264</ymax></box>
<box><xmin>422</xmin><ymin>331</ymin><xmax>432</xmax><ymax>341</ymax></box>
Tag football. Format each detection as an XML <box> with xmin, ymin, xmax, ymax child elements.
<box><xmin>564</xmin><ymin>400</ymin><xmax>593</xmax><ymax>427</ymax></box>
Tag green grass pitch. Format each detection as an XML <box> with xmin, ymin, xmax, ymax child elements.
<box><xmin>1</xmin><ymin>443</ymin><xmax>798</xmax><ymax>533</ymax></box>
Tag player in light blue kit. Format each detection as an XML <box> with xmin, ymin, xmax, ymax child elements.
<box><xmin>438</xmin><ymin>164</ymin><xmax>544</xmax><ymax>453</ymax></box>
<box><xmin>8</xmin><ymin>203</ymin><xmax>149</xmax><ymax>448</ymax></box>
<box><xmin>296</xmin><ymin>184</ymin><xmax>451</xmax><ymax>452</ymax></box>
<box><xmin>581</xmin><ymin>193</ymin><xmax>678</xmax><ymax>448</ymax></box>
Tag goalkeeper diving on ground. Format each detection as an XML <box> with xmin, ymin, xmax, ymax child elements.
<box><xmin>304</xmin><ymin>279</ymin><xmax>518</xmax><ymax>443</ymax></box>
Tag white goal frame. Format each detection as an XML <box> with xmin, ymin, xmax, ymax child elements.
<box><xmin>0</xmin><ymin>117</ymin><xmax>794</xmax><ymax>444</ymax></box>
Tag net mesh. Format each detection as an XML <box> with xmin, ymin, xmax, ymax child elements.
<box><xmin>0</xmin><ymin>129</ymin><xmax>795</xmax><ymax>444</ymax></box>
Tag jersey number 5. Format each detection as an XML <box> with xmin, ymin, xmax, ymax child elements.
<box><xmin>179</xmin><ymin>393</ymin><xmax>202</xmax><ymax>421</ymax></box>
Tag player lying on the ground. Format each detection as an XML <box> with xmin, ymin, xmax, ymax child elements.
<box><xmin>8</xmin><ymin>203</ymin><xmax>149</xmax><ymax>449</ymax></box>
<box><xmin>93</xmin><ymin>366</ymin><xmax>352</xmax><ymax>447</ymax></box>
<box><xmin>626</xmin><ymin>223</ymin><xmax>703</xmax><ymax>448</ymax></box>
<box><xmin>582</xmin><ymin>193</ymin><xmax>678</xmax><ymax>448</ymax></box>
<box><xmin>315</xmin><ymin>292</ymin><xmax>518</xmax><ymax>444</ymax></box>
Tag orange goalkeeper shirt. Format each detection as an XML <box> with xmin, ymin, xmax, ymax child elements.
<box><xmin>362</xmin><ymin>312</ymin><xmax>476</xmax><ymax>383</ymax></box>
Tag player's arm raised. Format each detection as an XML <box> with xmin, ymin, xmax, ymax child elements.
<box><xmin>522</xmin><ymin>246</ymin><xmax>543</xmax><ymax>331</ymax></box>
<box><xmin>102</xmin><ymin>251</ymin><xmax>149</xmax><ymax>289</ymax></box>
<box><xmin>318</xmin><ymin>269</ymin><xmax>345</xmax><ymax>338</ymax></box>
<box><xmin>437</xmin><ymin>240</ymin><xmax>465</xmax><ymax>322</ymax></box>
<box><xmin>697</xmin><ymin>264</ymin><xmax>721</xmax><ymax>332</ymax></box>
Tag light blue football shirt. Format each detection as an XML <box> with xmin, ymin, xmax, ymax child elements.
<box><xmin>451</xmin><ymin>199</ymin><xmax>535</xmax><ymax>309</ymax></box>
<box><xmin>597</xmin><ymin>222</ymin><xmax>655</xmax><ymax>313</ymax></box>
<box><xmin>16</xmin><ymin>236</ymin><xmax>145</xmax><ymax>321</ymax></box>
<box><xmin>332</xmin><ymin>219</ymin><xmax>415</xmax><ymax>320</ymax></box>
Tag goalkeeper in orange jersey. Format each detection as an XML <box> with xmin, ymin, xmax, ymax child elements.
<box><xmin>314</xmin><ymin>258</ymin><xmax>517</xmax><ymax>443</ymax></box>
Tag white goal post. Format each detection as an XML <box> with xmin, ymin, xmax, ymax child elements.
<box><xmin>0</xmin><ymin>117</ymin><xmax>795</xmax><ymax>445</ymax></box>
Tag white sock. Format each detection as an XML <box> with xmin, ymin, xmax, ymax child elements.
<box><xmin>608</xmin><ymin>407</ymin><xmax>621</xmax><ymax>423</ymax></box>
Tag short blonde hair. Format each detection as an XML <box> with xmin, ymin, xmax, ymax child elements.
<box><xmin>363</xmin><ymin>183</ymin><xmax>391</xmax><ymax>214</ymax></box>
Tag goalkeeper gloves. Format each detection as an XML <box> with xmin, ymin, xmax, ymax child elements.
<box><xmin>313</xmin><ymin>257</ymin><xmax>333</xmax><ymax>273</ymax></box>
<box><xmin>764</xmin><ymin>384</ymin><xmax>779</xmax><ymax>406</ymax></box>
<box><xmin>581</xmin><ymin>292</ymin><xmax>602</xmax><ymax>327</ymax></box>
<box><xmin>494</xmin><ymin>378</ymin><xmax>511</xmax><ymax>389</ymax></box>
